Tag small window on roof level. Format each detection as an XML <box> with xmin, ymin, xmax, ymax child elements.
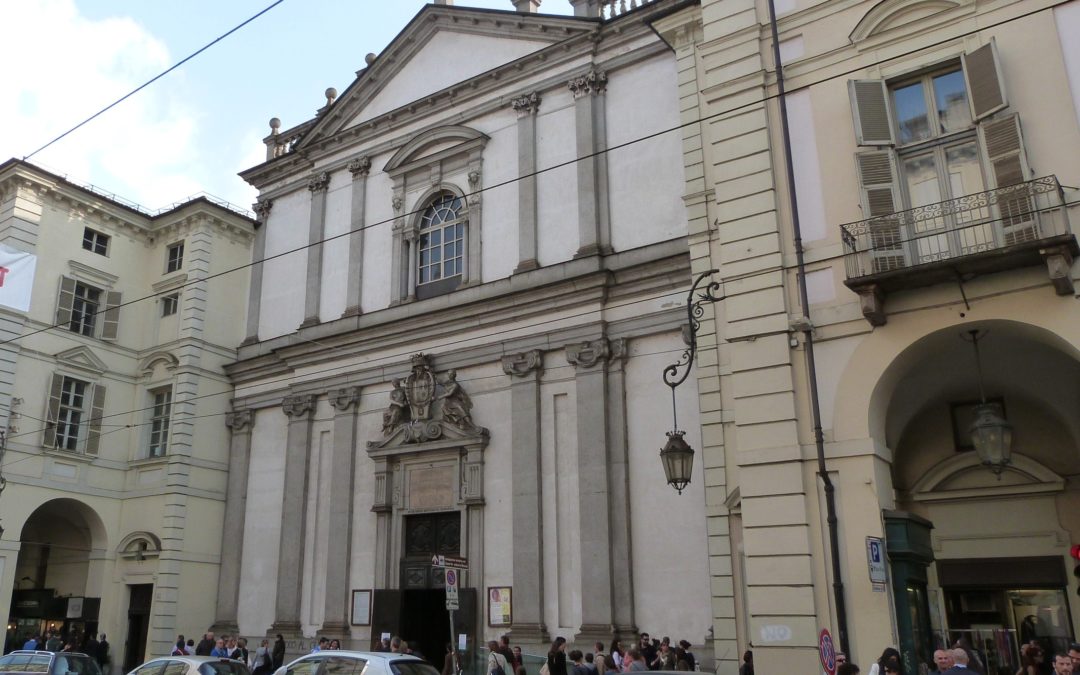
<box><xmin>82</xmin><ymin>228</ymin><xmax>109</xmax><ymax>256</ymax></box>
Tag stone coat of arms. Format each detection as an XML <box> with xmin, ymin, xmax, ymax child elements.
<box><xmin>371</xmin><ymin>353</ymin><xmax>485</xmax><ymax>447</ymax></box>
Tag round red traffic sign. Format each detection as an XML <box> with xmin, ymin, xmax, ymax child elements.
<box><xmin>819</xmin><ymin>629</ymin><xmax>836</xmax><ymax>675</ymax></box>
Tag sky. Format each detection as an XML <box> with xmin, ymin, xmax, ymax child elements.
<box><xmin>3</xmin><ymin>0</ymin><xmax>573</xmax><ymax>213</ymax></box>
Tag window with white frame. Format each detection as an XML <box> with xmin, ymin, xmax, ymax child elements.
<box><xmin>56</xmin><ymin>277</ymin><xmax>122</xmax><ymax>340</ymax></box>
<box><xmin>161</xmin><ymin>293</ymin><xmax>179</xmax><ymax>317</ymax></box>
<box><xmin>82</xmin><ymin>228</ymin><xmax>109</xmax><ymax>256</ymax></box>
<box><xmin>418</xmin><ymin>193</ymin><xmax>465</xmax><ymax>290</ymax></box>
<box><xmin>147</xmin><ymin>388</ymin><xmax>172</xmax><ymax>457</ymax></box>
<box><xmin>166</xmin><ymin>241</ymin><xmax>184</xmax><ymax>273</ymax></box>
<box><xmin>44</xmin><ymin>374</ymin><xmax>105</xmax><ymax>454</ymax></box>
<box><xmin>70</xmin><ymin>282</ymin><xmax>100</xmax><ymax>336</ymax></box>
<box><xmin>849</xmin><ymin>39</ymin><xmax>1033</xmax><ymax>271</ymax></box>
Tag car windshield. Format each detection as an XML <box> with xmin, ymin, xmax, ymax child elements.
<box><xmin>0</xmin><ymin>655</ymin><xmax>42</xmax><ymax>672</ymax></box>
<box><xmin>388</xmin><ymin>661</ymin><xmax>440</xmax><ymax>675</ymax></box>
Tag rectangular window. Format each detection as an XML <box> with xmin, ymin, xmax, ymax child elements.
<box><xmin>55</xmin><ymin>377</ymin><xmax>88</xmax><ymax>451</ymax></box>
<box><xmin>70</xmin><ymin>282</ymin><xmax>101</xmax><ymax>336</ymax></box>
<box><xmin>148</xmin><ymin>388</ymin><xmax>172</xmax><ymax>457</ymax></box>
<box><xmin>166</xmin><ymin>242</ymin><xmax>184</xmax><ymax>273</ymax></box>
<box><xmin>82</xmin><ymin>228</ymin><xmax>109</xmax><ymax>256</ymax></box>
<box><xmin>161</xmin><ymin>293</ymin><xmax>179</xmax><ymax>317</ymax></box>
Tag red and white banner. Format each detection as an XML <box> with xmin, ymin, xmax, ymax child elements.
<box><xmin>0</xmin><ymin>244</ymin><xmax>37</xmax><ymax>312</ymax></box>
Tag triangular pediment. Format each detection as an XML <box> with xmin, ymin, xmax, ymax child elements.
<box><xmin>56</xmin><ymin>346</ymin><xmax>108</xmax><ymax>375</ymax></box>
<box><xmin>296</xmin><ymin>6</ymin><xmax>593</xmax><ymax>151</ymax></box>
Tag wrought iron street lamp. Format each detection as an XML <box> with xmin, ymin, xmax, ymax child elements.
<box><xmin>964</xmin><ymin>330</ymin><xmax>1013</xmax><ymax>476</ymax></box>
<box><xmin>661</xmin><ymin>269</ymin><xmax>723</xmax><ymax>494</ymax></box>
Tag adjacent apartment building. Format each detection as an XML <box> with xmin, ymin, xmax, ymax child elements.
<box><xmin>0</xmin><ymin>160</ymin><xmax>255</xmax><ymax>669</ymax></box>
<box><xmin>664</xmin><ymin>0</ymin><xmax>1080</xmax><ymax>672</ymax></box>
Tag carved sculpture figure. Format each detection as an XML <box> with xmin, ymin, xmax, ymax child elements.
<box><xmin>382</xmin><ymin>379</ymin><xmax>409</xmax><ymax>436</ymax></box>
<box><xmin>405</xmin><ymin>355</ymin><xmax>436</xmax><ymax>420</ymax></box>
<box><xmin>438</xmin><ymin>369</ymin><xmax>475</xmax><ymax>430</ymax></box>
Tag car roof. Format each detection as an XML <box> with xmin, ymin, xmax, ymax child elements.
<box><xmin>137</xmin><ymin>657</ymin><xmax>247</xmax><ymax>667</ymax></box>
<box><xmin>7</xmin><ymin>652</ymin><xmax>93</xmax><ymax>658</ymax></box>
<box><xmin>292</xmin><ymin>652</ymin><xmax>423</xmax><ymax>663</ymax></box>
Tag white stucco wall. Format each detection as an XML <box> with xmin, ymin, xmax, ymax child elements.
<box><xmin>474</xmin><ymin>111</ymin><xmax>518</xmax><ymax>283</ymax></box>
<box><xmin>1057</xmin><ymin>2</ymin><xmax>1080</xmax><ymax>135</ymax></box>
<box><xmin>785</xmin><ymin>89</ymin><xmax>828</xmax><ymax>243</ymax></box>
<box><xmin>607</xmin><ymin>56</ymin><xmax>687</xmax><ymax>252</ymax></box>
<box><xmin>536</xmin><ymin>89</ymin><xmax>579</xmax><ymax>266</ymax></box>
<box><xmin>259</xmin><ymin>189</ymin><xmax>309</xmax><ymax>339</ymax></box>
<box><xmin>361</xmin><ymin>160</ymin><xmax>396</xmax><ymax>313</ymax></box>
<box><xmin>320</xmin><ymin>170</ymin><xmax>352</xmax><ymax>322</ymax></box>
<box><xmin>351</xmin><ymin>32</ymin><xmax>552</xmax><ymax>127</ymax></box>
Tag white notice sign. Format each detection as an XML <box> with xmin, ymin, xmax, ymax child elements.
<box><xmin>0</xmin><ymin>244</ymin><xmax>36</xmax><ymax>312</ymax></box>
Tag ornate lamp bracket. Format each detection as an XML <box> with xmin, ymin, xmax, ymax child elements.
<box><xmin>662</xmin><ymin>269</ymin><xmax>723</xmax><ymax>428</ymax></box>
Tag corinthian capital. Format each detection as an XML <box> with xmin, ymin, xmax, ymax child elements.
<box><xmin>308</xmin><ymin>171</ymin><xmax>330</xmax><ymax>193</ymax></box>
<box><xmin>511</xmin><ymin>92</ymin><xmax>542</xmax><ymax>117</ymax></box>
<box><xmin>252</xmin><ymin>199</ymin><xmax>273</xmax><ymax>222</ymax></box>
<box><xmin>282</xmin><ymin>393</ymin><xmax>317</xmax><ymax>420</ymax></box>
<box><xmin>225</xmin><ymin>409</ymin><xmax>255</xmax><ymax>432</ymax></box>
<box><xmin>348</xmin><ymin>157</ymin><xmax>372</xmax><ymax>178</ymax></box>
<box><xmin>567</xmin><ymin>70</ymin><xmax>607</xmax><ymax>99</ymax></box>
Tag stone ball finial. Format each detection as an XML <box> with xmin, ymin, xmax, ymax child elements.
<box><xmin>269</xmin><ymin>117</ymin><xmax>281</xmax><ymax>134</ymax></box>
<box><xmin>325</xmin><ymin>87</ymin><xmax>338</xmax><ymax>105</ymax></box>
<box><xmin>365</xmin><ymin>52</ymin><xmax>377</xmax><ymax>66</ymax></box>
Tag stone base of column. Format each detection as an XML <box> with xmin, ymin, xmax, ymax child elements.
<box><xmin>574</xmin><ymin>623</ymin><xmax>616</xmax><ymax>647</ymax></box>
<box><xmin>299</xmin><ymin>316</ymin><xmax>320</xmax><ymax>329</ymax></box>
<box><xmin>513</xmin><ymin>258</ymin><xmax>540</xmax><ymax>274</ymax></box>
<box><xmin>340</xmin><ymin>305</ymin><xmax>363</xmax><ymax>318</ymax></box>
<box><xmin>240</xmin><ymin>335</ymin><xmax>259</xmax><ymax>347</ymax></box>
<box><xmin>573</xmin><ymin>244</ymin><xmax>605</xmax><ymax>259</ymax></box>
<box><xmin>268</xmin><ymin>625</ymin><xmax>306</xmax><ymax>663</ymax></box>
<box><xmin>209</xmin><ymin>620</ymin><xmax>239</xmax><ymax>636</ymax></box>
<box><xmin>613</xmin><ymin>625</ymin><xmax>639</xmax><ymax>642</ymax></box>
<box><xmin>319</xmin><ymin>622</ymin><xmax>350</xmax><ymax>639</ymax></box>
<box><xmin>510</xmin><ymin>622</ymin><xmax>549</xmax><ymax>645</ymax></box>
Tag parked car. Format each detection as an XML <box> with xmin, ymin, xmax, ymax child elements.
<box><xmin>0</xmin><ymin>651</ymin><xmax>102</xmax><ymax>675</ymax></box>
<box><xmin>273</xmin><ymin>651</ymin><xmax>440</xmax><ymax>675</ymax></box>
<box><xmin>127</xmin><ymin>656</ymin><xmax>250</xmax><ymax>675</ymax></box>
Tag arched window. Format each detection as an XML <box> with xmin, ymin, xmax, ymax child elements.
<box><xmin>417</xmin><ymin>193</ymin><xmax>466</xmax><ymax>292</ymax></box>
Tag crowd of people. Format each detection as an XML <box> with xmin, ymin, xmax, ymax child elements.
<box><xmin>482</xmin><ymin>632</ymin><xmax>699</xmax><ymax>675</ymax></box>
<box><xmin>819</xmin><ymin>641</ymin><xmax>1080</xmax><ymax>675</ymax></box>
<box><xmin>15</xmin><ymin>632</ymin><xmax>110</xmax><ymax>666</ymax></box>
<box><xmin>172</xmin><ymin>631</ymin><xmax>282</xmax><ymax>675</ymax></box>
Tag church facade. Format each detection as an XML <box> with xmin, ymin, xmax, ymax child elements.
<box><xmin>224</xmin><ymin>0</ymin><xmax>712</xmax><ymax>663</ymax></box>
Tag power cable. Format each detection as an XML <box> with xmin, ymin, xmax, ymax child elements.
<box><xmin>22</xmin><ymin>0</ymin><xmax>287</xmax><ymax>161</ymax></box>
<box><xmin>2</xmin><ymin>0</ymin><xmax>1066</xmax><ymax>350</ymax></box>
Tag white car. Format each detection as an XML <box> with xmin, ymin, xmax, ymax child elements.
<box><xmin>127</xmin><ymin>656</ymin><xmax>251</xmax><ymax>675</ymax></box>
<box><xmin>273</xmin><ymin>651</ymin><xmax>440</xmax><ymax>675</ymax></box>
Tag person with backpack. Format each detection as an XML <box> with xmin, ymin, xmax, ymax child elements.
<box><xmin>488</xmin><ymin>641</ymin><xmax>510</xmax><ymax>675</ymax></box>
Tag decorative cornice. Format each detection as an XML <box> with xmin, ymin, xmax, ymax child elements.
<box><xmin>567</xmin><ymin>70</ymin><xmax>607</xmax><ymax>99</ymax></box>
<box><xmin>511</xmin><ymin>92</ymin><xmax>543</xmax><ymax>117</ymax></box>
<box><xmin>501</xmin><ymin>350</ymin><xmax>543</xmax><ymax>377</ymax></box>
<box><xmin>328</xmin><ymin>386</ymin><xmax>361</xmax><ymax>412</ymax></box>
<box><xmin>252</xmin><ymin>199</ymin><xmax>273</xmax><ymax>222</ymax></box>
<box><xmin>347</xmin><ymin>157</ymin><xmax>372</xmax><ymax>179</ymax></box>
<box><xmin>565</xmin><ymin>339</ymin><xmax>610</xmax><ymax>370</ymax></box>
<box><xmin>282</xmin><ymin>393</ymin><xmax>317</xmax><ymax>420</ymax></box>
<box><xmin>225</xmin><ymin>409</ymin><xmax>255</xmax><ymax>432</ymax></box>
<box><xmin>307</xmin><ymin>172</ymin><xmax>330</xmax><ymax>193</ymax></box>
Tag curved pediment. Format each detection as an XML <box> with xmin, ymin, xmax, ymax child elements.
<box><xmin>138</xmin><ymin>350</ymin><xmax>179</xmax><ymax>376</ymax></box>
<box><xmin>909</xmin><ymin>452</ymin><xmax>1064</xmax><ymax>503</ymax></box>
<box><xmin>383</xmin><ymin>126</ymin><xmax>489</xmax><ymax>175</ymax></box>
<box><xmin>850</xmin><ymin>0</ymin><xmax>973</xmax><ymax>43</ymax></box>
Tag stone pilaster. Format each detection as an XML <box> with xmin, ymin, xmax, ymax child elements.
<box><xmin>270</xmin><ymin>393</ymin><xmax>317</xmax><ymax>635</ymax></box>
<box><xmin>343</xmin><ymin>159</ymin><xmax>371</xmax><ymax>317</ymax></box>
<box><xmin>371</xmin><ymin>458</ymin><xmax>394</xmax><ymax>589</ymax></box>
<box><xmin>300</xmin><ymin>172</ymin><xmax>330</xmax><ymax>328</ymax></box>
<box><xmin>212</xmin><ymin>409</ymin><xmax>256</xmax><ymax>634</ymax></box>
<box><xmin>511</xmin><ymin>93</ymin><xmax>542</xmax><ymax>273</ymax></box>
<box><xmin>322</xmin><ymin>387</ymin><xmax>360</xmax><ymax>634</ymax></box>
<box><xmin>565</xmin><ymin>339</ymin><xmax>615</xmax><ymax>643</ymax></box>
<box><xmin>501</xmin><ymin>350</ymin><xmax>548</xmax><ymax>644</ymax></box>
<box><xmin>604</xmin><ymin>339</ymin><xmax>637</xmax><ymax>639</ymax></box>
<box><xmin>568</xmin><ymin>70</ymin><xmax>612</xmax><ymax>258</ymax></box>
<box><xmin>242</xmin><ymin>199</ymin><xmax>271</xmax><ymax>345</ymax></box>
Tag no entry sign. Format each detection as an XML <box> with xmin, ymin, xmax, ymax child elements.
<box><xmin>819</xmin><ymin>629</ymin><xmax>836</xmax><ymax>675</ymax></box>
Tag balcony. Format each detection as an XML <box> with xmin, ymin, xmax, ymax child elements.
<box><xmin>841</xmin><ymin>176</ymin><xmax>1077</xmax><ymax>325</ymax></box>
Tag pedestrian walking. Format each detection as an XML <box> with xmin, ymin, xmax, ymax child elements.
<box><xmin>251</xmin><ymin>640</ymin><xmax>273</xmax><ymax>675</ymax></box>
<box><xmin>547</xmin><ymin>638</ymin><xmax>568</xmax><ymax>675</ymax></box>
<box><xmin>489</xmin><ymin>641</ymin><xmax>511</xmax><ymax>675</ymax></box>
<box><xmin>272</xmin><ymin>635</ymin><xmax>286</xmax><ymax>670</ymax></box>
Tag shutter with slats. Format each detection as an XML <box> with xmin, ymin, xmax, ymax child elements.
<box><xmin>848</xmin><ymin>80</ymin><xmax>896</xmax><ymax>146</ymax></box>
<box><xmin>55</xmin><ymin>276</ymin><xmax>76</xmax><ymax>329</ymax></box>
<box><xmin>962</xmin><ymin>39</ymin><xmax>1008</xmax><ymax>121</ymax></box>
<box><xmin>855</xmin><ymin>150</ymin><xmax>906</xmax><ymax>273</ymax></box>
<box><xmin>43</xmin><ymin>373</ymin><xmax>64</xmax><ymax>448</ymax></box>
<box><xmin>84</xmin><ymin>383</ymin><xmax>106</xmax><ymax>455</ymax></box>
<box><xmin>978</xmin><ymin>113</ymin><xmax>1035</xmax><ymax>244</ymax></box>
<box><xmin>101</xmin><ymin>291</ymin><xmax>121</xmax><ymax>340</ymax></box>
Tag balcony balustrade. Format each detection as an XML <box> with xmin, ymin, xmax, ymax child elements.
<box><xmin>840</xmin><ymin>176</ymin><xmax>1077</xmax><ymax>325</ymax></box>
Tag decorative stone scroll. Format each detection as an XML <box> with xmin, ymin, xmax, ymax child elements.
<box><xmin>328</xmin><ymin>386</ymin><xmax>361</xmax><ymax>412</ymax></box>
<box><xmin>565</xmin><ymin>339</ymin><xmax>611</xmax><ymax>370</ymax></box>
<box><xmin>501</xmin><ymin>350</ymin><xmax>543</xmax><ymax>377</ymax></box>
<box><xmin>347</xmin><ymin>157</ymin><xmax>372</xmax><ymax>178</ymax></box>
<box><xmin>282</xmin><ymin>393</ymin><xmax>317</xmax><ymax>420</ymax></box>
<box><xmin>567</xmin><ymin>70</ymin><xmax>608</xmax><ymax>99</ymax></box>
<box><xmin>369</xmin><ymin>354</ymin><xmax>488</xmax><ymax>448</ymax></box>
<box><xmin>224</xmin><ymin>409</ymin><xmax>255</xmax><ymax>432</ymax></box>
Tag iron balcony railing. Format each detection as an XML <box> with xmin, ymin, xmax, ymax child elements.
<box><xmin>841</xmin><ymin>175</ymin><xmax>1071</xmax><ymax>279</ymax></box>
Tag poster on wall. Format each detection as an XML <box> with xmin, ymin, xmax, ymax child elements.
<box><xmin>351</xmin><ymin>590</ymin><xmax>371</xmax><ymax>625</ymax></box>
<box><xmin>488</xmin><ymin>587</ymin><xmax>512</xmax><ymax>626</ymax></box>
<box><xmin>0</xmin><ymin>244</ymin><xmax>36</xmax><ymax>313</ymax></box>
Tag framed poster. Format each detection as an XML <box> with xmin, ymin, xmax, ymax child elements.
<box><xmin>488</xmin><ymin>586</ymin><xmax>512</xmax><ymax>626</ymax></box>
<box><xmin>351</xmin><ymin>590</ymin><xmax>372</xmax><ymax>626</ymax></box>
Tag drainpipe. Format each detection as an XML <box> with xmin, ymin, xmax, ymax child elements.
<box><xmin>766</xmin><ymin>0</ymin><xmax>850</xmax><ymax>656</ymax></box>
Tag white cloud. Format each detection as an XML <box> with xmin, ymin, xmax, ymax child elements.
<box><xmin>0</xmin><ymin>0</ymin><xmax>213</xmax><ymax>209</ymax></box>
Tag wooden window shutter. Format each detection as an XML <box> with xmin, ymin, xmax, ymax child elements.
<box><xmin>55</xmin><ymin>276</ymin><xmax>77</xmax><ymax>329</ymax></box>
<box><xmin>962</xmin><ymin>39</ymin><xmax>1008</xmax><ymax>121</ymax></box>
<box><xmin>978</xmin><ymin>113</ymin><xmax>1035</xmax><ymax>243</ymax></box>
<box><xmin>43</xmin><ymin>373</ymin><xmax>64</xmax><ymax>449</ymax></box>
<box><xmin>85</xmin><ymin>382</ymin><xmax>107</xmax><ymax>455</ymax></box>
<box><xmin>848</xmin><ymin>80</ymin><xmax>895</xmax><ymax>146</ymax></box>
<box><xmin>101</xmin><ymin>291</ymin><xmax>122</xmax><ymax>340</ymax></box>
<box><xmin>855</xmin><ymin>150</ymin><xmax>907</xmax><ymax>272</ymax></box>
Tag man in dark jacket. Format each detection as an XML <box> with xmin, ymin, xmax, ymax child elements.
<box><xmin>272</xmin><ymin>635</ymin><xmax>286</xmax><ymax>670</ymax></box>
<box><xmin>195</xmin><ymin>632</ymin><xmax>215</xmax><ymax>657</ymax></box>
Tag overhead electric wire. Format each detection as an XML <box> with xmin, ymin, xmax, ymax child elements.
<box><xmin>22</xmin><ymin>0</ymin><xmax>287</xmax><ymax>161</ymax></box>
<box><xmin>0</xmin><ymin>3</ymin><xmax>1071</xmax><ymax>470</ymax></box>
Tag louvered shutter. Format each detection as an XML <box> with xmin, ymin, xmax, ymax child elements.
<box><xmin>84</xmin><ymin>383</ymin><xmax>106</xmax><ymax>455</ymax></box>
<box><xmin>43</xmin><ymin>373</ymin><xmax>64</xmax><ymax>448</ymax></box>
<box><xmin>962</xmin><ymin>39</ymin><xmax>1008</xmax><ymax>121</ymax></box>
<box><xmin>101</xmin><ymin>291</ymin><xmax>122</xmax><ymax>340</ymax></box>
<box><xmin>849</xmin><ymin>80</ymin><xmax>896</xmax><ymax>146</ymax></box>
<box><xmin>855</xmin><ymin>150</ymin><xmax>906</xmax><ymax>273</ymax></box>
<box><xmin>978</xmin><ymin>113</ymin><xmax>1035</xmax><ymax>244</ymax></box>
<box><xmin>55</xmin><ymin>276</ymin><xmax>76</xmax><ymax>329</ymax></box>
